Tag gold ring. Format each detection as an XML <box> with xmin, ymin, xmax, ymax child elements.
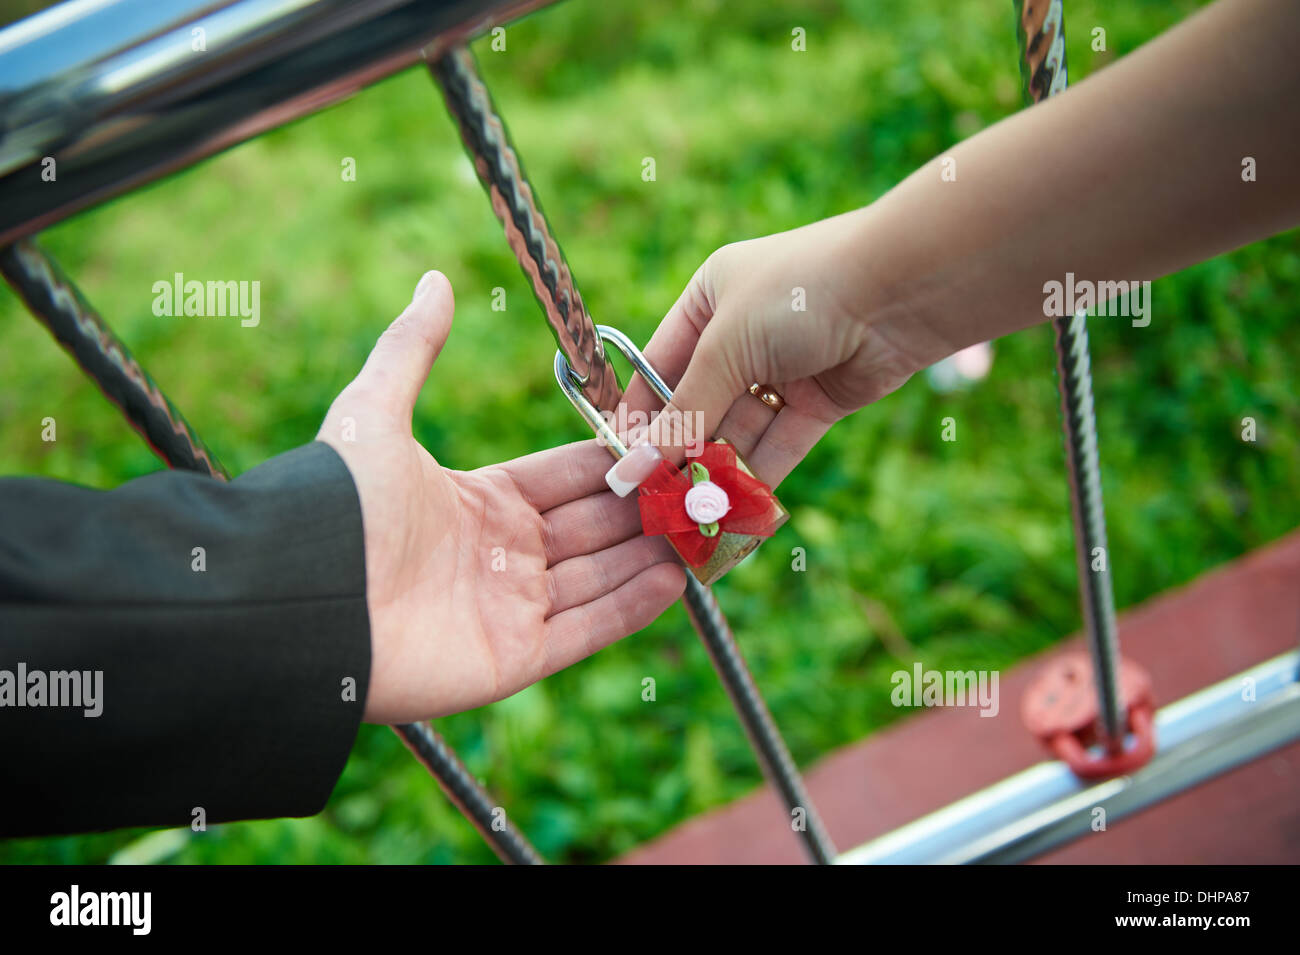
<box><xmin>749</xmin><ymin>382</ymin><xmax>786</xmax><ymax>412</ymax></box>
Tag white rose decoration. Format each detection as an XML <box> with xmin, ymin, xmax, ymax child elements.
<box><xmin>684</xmin><ymin>480</ymin><xmax>731</xmax><ymax>525</ymax></box>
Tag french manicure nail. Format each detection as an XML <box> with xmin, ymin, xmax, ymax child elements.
<box><xmin>605</xmin><ymin>444</ymin><xmax>664</xmax><ymax>497</ymax></box>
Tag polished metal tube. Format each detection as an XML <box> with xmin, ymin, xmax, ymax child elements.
<box><xmin>0</xmin><ymin>0</ymin><xmax>551</xmax><ymax>245</ymax></box>
<box><xmin>957</xmin><ymin>681</ymin><xmax>1300</xmax><ymax>864</ymax></box>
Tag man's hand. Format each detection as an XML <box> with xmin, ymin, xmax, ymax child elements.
<box><xmin>318</xmin><ymin>271</ymin><xmax>686</xmax><ymax>723</ymax></box>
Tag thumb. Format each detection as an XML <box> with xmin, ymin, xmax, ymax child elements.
<box><xmin>353</xmin><ymin>270</ymin><xmax>454</xmax><ymax>422</ymax></box>
<box><xmin>643</xmin><ymin>311</ymin><xmax>749</xmax><ymax>462</ymax></box>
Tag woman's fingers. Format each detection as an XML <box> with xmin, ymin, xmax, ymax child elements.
<box><xmin>542</xmin><ymin>563</ymin><xmax>686</xmax><ymax>673</ymax></box>
<box><xmin>619</xmin><ymin>285</ymin><xmax>777</xmax><ymax>462</ymax></box>
<box><xmin>647</xmin><ymin>315</ymin><xmax>750</xmax><ymax>462</ymax></box>
<box><xmin>622</xmin><ymin>272</ymin><xmax>750</xmax><ymax>458</ymax></box>
<box><xmin>747</xmin><ymin>402</ymin><xmax>836</xmax><ymax>488</ymax></box>
<box><xmin>712</xmin><ymin>387</ymin><xmax>780</xmax><ymax>460</ymax></box>
<box><xmin>621</xmin><ymin>272</ymin><xmax>711</xmax><ymax>412</ymax></box>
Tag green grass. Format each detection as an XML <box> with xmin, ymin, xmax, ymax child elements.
<box><xmin>2</xmin><ymin>0</ymin><xmax>1296</xmax><ymax>864</ymax></box>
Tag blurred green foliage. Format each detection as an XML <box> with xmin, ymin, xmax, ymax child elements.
<box><xmin>1</xmin><ymin>0</ymin><xmax>1296</xmax><ymax>864</ymax></box>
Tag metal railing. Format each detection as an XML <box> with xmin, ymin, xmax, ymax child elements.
<box><xmin>2</xmin><ymin>0</ymin><xmax>1295</xmax><ymax>864</ymax></box>
<box><xmin>0</xmin><ymin>0</ymin><xmax>834</xmax><ymax>864</ymax></box>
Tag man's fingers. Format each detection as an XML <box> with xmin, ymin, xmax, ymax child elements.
<box><xmin>493</xmin><ymin>438</ymin><xmax>621</xmax><ymax>513</ymax></box>
<box><xmin>351</xmin><ymin>270</ymin><xmax>454</xmax><ymax>421</ymax></box>
<box><xmin>539</xmin><ymin>488</ymin><xmax>643</xmax><ymax>564</ymax></box>
<box><xmin>545</xmin><ymin>534</ymin><xmax>678</xmax><ymax>615</ymax></box>
<box><xmin>542</xmin><ymin>563</ymin><xmax>686</xmax><ymax>673</ymax></box>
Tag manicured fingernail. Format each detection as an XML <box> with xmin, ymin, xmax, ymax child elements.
<box><xmin>606</xmin><ymin>444</ymin><xmax>664</xmax><ymax>497</ymax></box>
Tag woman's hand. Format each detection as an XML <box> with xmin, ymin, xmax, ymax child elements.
<box><xmin>622</xmin><ymin>211</ymin><xmax>919</xmax><ymax>487</ymax></box>
<box><xmin>318</xmin><ymin>271</ymin><xmax>685</xmax><ymax>724</ymax></box>
<box><xmin>625</xmin><ymin>0</ymin><xmax>1300</xmax><ymax>491</ymax></box>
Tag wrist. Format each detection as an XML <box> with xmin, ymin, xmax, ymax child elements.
<box><xmin>837</xmin><ymin>201</ymin><xmax>956</xmax><ymax>379</ymax></box>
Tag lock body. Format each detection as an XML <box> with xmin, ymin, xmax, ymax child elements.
<box><xmin>555</xmin><ymin>327</ymin><xmax>787</xmax><ymax>587</ymax></box>
<box><xmin>670</xmin><ymin>439</ymin><xmax>787</xmax><ymax>586</ymax></box>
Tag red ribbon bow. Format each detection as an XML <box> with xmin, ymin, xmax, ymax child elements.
<box><xmin>637</xmin><ymin>441</ymin><xmax>783</xmax><ymax>567</ymax></box>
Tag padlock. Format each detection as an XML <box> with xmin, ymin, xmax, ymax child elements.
<box><xmin>555</xmin><ymin>325</ymin><xmax>788</xmax><ymax>587</ymax></box>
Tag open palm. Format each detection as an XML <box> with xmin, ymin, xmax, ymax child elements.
<box><xmin>319</xmin><ymin>272</ymin><xmax>684</xmax><ymax>723</ymax></box>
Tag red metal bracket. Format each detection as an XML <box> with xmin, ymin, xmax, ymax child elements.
<box><xmin>1021</xmin><ymin>652</ymin><xmax>1157</xmax><ymax>779</ymax></box>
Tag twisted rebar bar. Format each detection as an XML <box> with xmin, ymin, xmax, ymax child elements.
<box><xmin>682</xmin><ymin>577</ymin><xmax>837</xmax><ymax>863</ymax></box>
<box><xmin>396</xmin><ymin>720</ymin><xmax>544</xmax><ymax>864</ymax></box>
<box><xmin>428</xmin><ymin>46</ymin><xmax>622</xmax><ymax>413</ymax></box>
<box><xmin>0</xmin><ymin>240</ymin><xmax>230</xmax><ymax>480</ymax></box>
<box><xmin>431</xmin><ymin>45</ymin><xmax>836</xmax><ymax>863</ymax></box>
<box><xmin>1015</xmin><ymin>0</ymin><xmax>1125</xmax><ymax>746</ymax></box>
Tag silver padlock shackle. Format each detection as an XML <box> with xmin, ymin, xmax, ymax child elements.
<box><xmin>554</xmin><ymin>324</ymin><xmax>674</xmax><ymax>460</ymax></box>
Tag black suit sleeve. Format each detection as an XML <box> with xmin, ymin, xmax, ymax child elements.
<box><xmin>0</xmin><ymin>440</ymin><xmax>371</xmax><ymax>838</ymax></box>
